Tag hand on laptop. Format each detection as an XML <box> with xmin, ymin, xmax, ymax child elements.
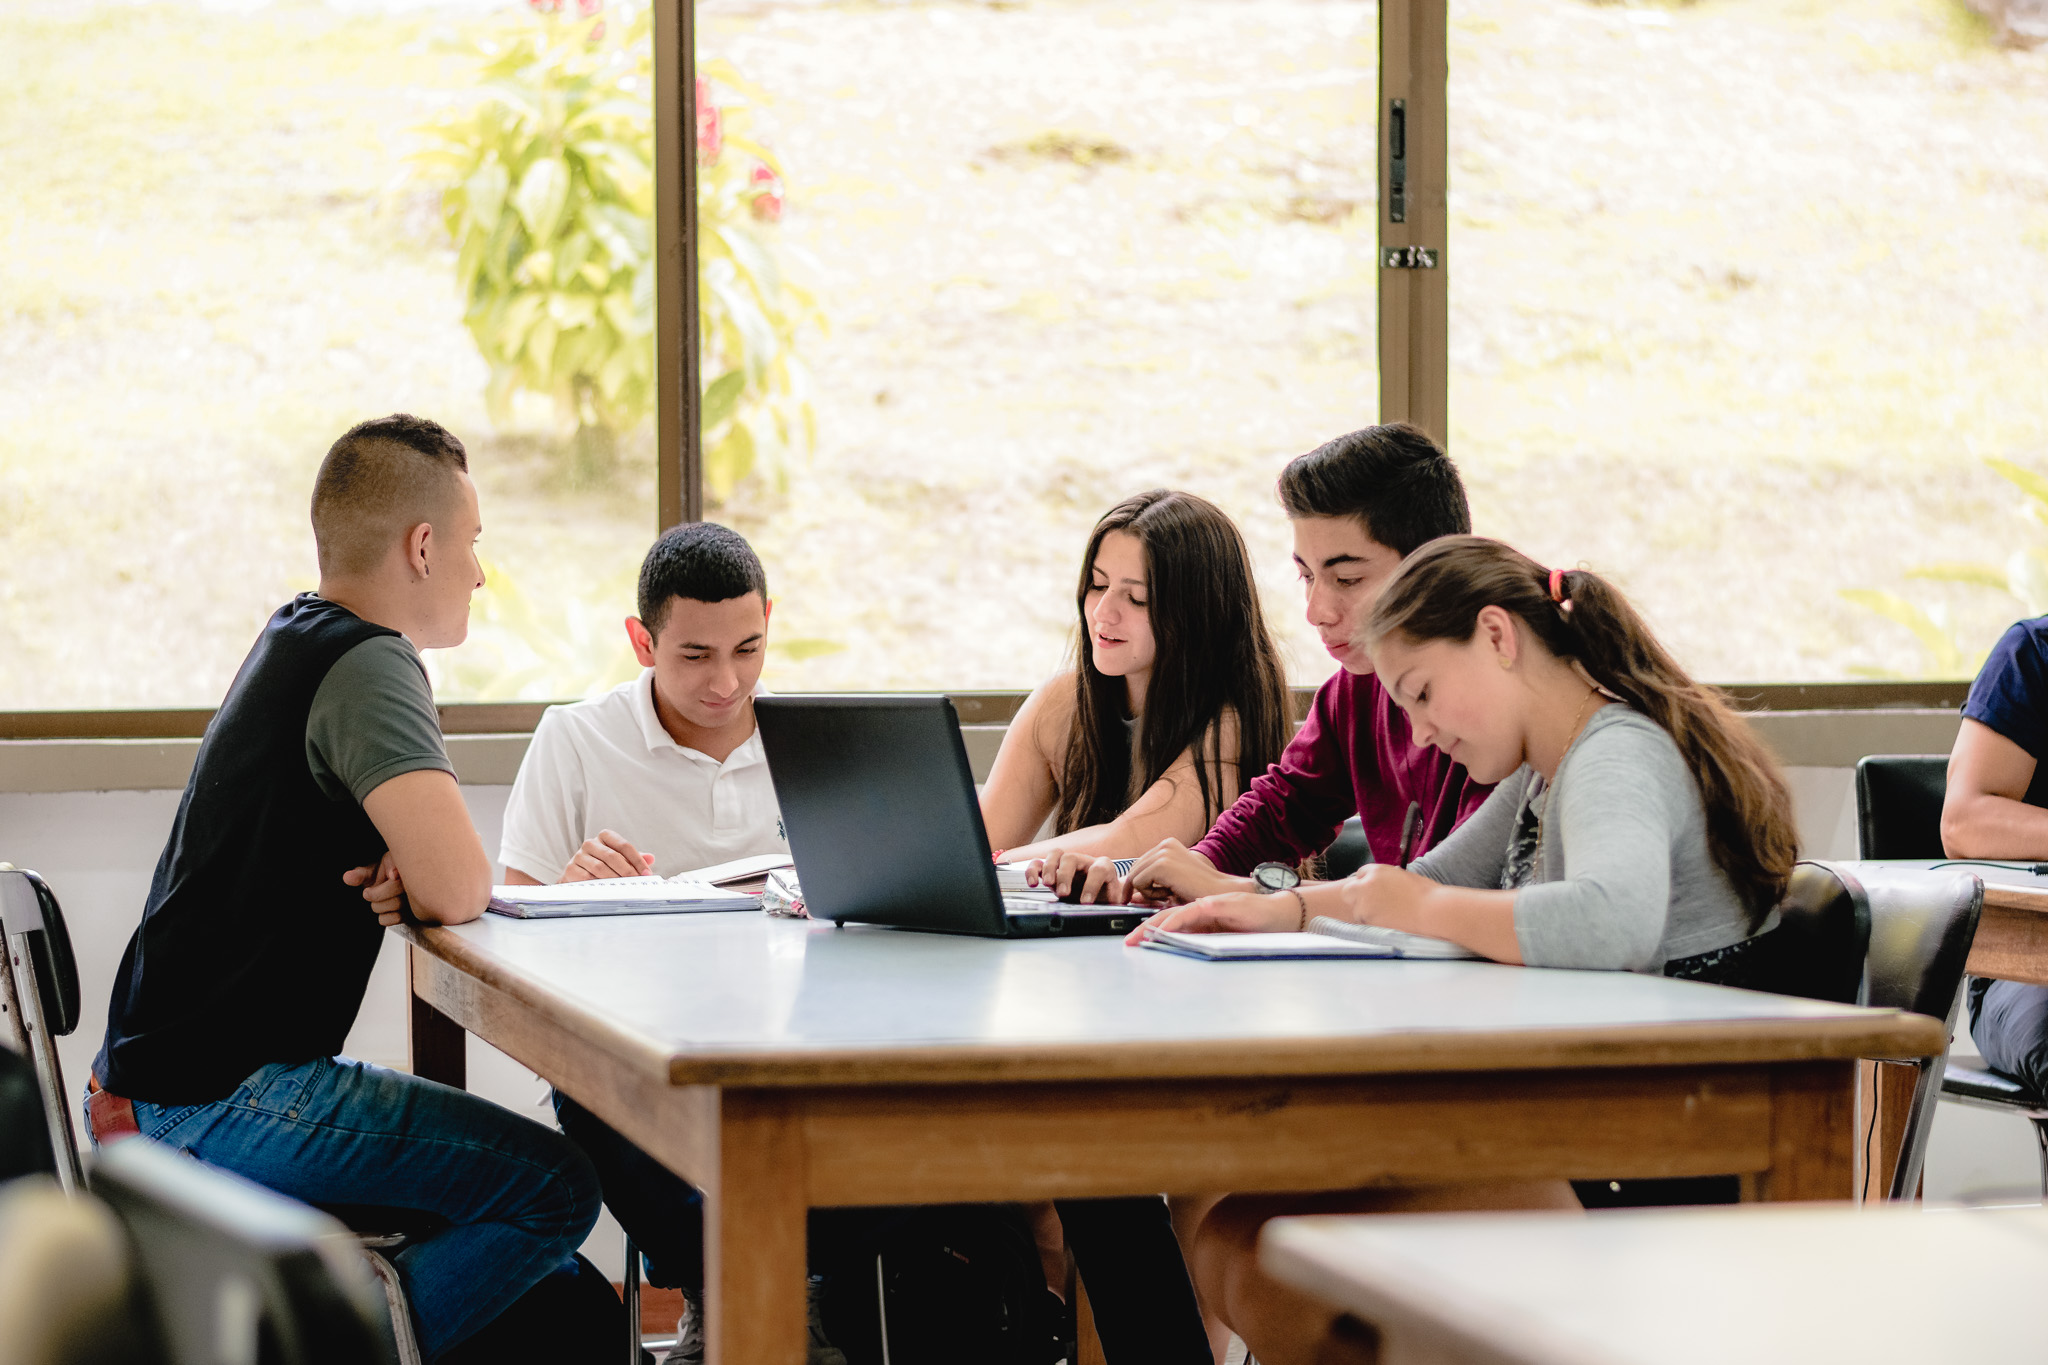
<box><xmin>345</xmin><ymin>852</ymin><xmax>410</xmax><ymax>927</ymax></box>
<box><xmin>1025</xmin><ymin>850</ymin><xmax>1128</xmax><ymax>905</ymax></box>
<box><xmin>1123</xmin><ymin>839</ymin><xmax>1255</xmax><ymax>905</ymax></box>
<box><xmin>560</xmin><ymin>830</ymin><xmax>657</xmax><ymax>883</ymax></box>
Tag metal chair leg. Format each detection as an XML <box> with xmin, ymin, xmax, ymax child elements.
<box><xmin>625</xmin><ymin>1234</ymin><xmax>641</xmax><ymax>1365</ymax></box>
<box><xmin>2031</xmin><ymin>1117</ymin><xmax>2048</xmax><ymax>1201</ymax></box>
<box><xmin>362</xmin><ymin>1248</ymin><xmax>423</xmax><ymax>1365</ymax></box>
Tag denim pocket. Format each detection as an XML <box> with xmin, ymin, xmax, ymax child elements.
<box><xmin>238</xmin><ymin>1057</ymin><xmax>326</xmax><ymax>1120</ymax></box>
<box><xmin>133</xmin><ymin>1100</ymin><xmax>215</xmax><ymax>1149</ymax></box>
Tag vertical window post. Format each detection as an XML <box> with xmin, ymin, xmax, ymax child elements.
<box><xmin>1379</xmin><ymin>0</ymin><xmax>1449</xmax><ymax>446</ymax></box>
<box><xmin>654</xmin><ymin>0</ymin><xmax>704</xmax><ymax>529</ymax></box>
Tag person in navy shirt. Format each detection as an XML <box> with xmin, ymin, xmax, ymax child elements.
<box><xmin>1944</xmin><ymin>616</ymin><xmax>2048</xmax><ymax>1094</ymax></box>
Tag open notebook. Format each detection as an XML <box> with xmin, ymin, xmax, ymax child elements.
<box><xmin>1139</xmin><ymin>915</ymin><xmax>1480</xmax><ymax>962</ymax></box>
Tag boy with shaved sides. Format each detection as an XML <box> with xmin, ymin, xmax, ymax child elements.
<box><xmin>91</xmin><ymin>415</ymin><xmax>601</xmax><ymax>1361</ymax></box>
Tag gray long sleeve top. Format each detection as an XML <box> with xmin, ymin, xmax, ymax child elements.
<box><xmin>1409</xmin><ymin>705</ymin><xmax>1757</xmax><ymax>972</ymax></box>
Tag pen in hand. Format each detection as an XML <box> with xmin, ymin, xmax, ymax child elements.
<box><xmin>1397</xmin><ymin>800</ymin><xmax>1422</xmax><ymax>869</ymax></box>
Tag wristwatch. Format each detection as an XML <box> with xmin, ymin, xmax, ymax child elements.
<box><xmin>1250</xmin><ymin>862</ymin><xmax>1301</xmax><ymax>894</ymax></box>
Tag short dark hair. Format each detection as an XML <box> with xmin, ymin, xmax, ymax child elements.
<box><xmin>637</xmin><ymin>522</ymin><xmax>768</xmax><ymax>638</ymax></box>
<box><xmin>310</xmin><ymin>414</ymin><xmax>470</xmax><ymax>577</ymax></box>
<box><xmin>1275</xmin><ymin>422</ymin><xmax>1470</xmax><ymax>557</ymax></box>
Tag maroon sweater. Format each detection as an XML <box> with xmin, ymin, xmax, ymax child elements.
<box><xmin>1195</xmin><ymin>668</ymin><xmax>1493</xmax><ymax>874</ymax></box>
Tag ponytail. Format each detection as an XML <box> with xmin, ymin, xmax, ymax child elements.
<box><xmin>1364</xmin><ymin>536</ymin><xmax>1796</xmax><ymax>922</ymax></box>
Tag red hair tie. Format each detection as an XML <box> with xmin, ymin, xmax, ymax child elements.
<box><xmin>1547</xmin><ymin>568</ymin><xmax>1567</xmax><ymax>604</ymax></box>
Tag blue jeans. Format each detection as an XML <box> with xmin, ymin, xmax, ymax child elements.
<box><xmin>94</xmin><ymin>1056</ymin><xmax>601</xmax><ymax>1361</ymax></box>
<box><xmin>1970</xmin><ymin>977</ymin><xmax>2048</xmax><ymax>1095</ymax></box>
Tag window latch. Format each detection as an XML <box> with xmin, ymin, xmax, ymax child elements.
<box><xmin>1382</xmin><ymin>246</ymin><xmax>1439</xmax><ymax>269</ymax></box>
<box><xmin>1388</xmin><ymin>98</ymin><xmax>1407</xmax><ymax>223</ymax></box>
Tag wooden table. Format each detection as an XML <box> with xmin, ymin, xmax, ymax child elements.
<box><xmin>401</xmin><ymin>912</ymin><xmax>1943</xmax><ymax>1365</ymax></box>
<box><xmin>1261</xmin><ymin>1203</ymin><xmax>2048</xmax><ymax>1365</ymax></box>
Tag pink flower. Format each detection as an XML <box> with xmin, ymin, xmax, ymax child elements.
<box><xmin>575</xmin><ymin>0</ymin><xmax>601</xmax><ymax>13</ymax></box>
<box><xmin>695</xmin><ymin>77</ymin><xmax>722</xmax><ymax>164</ymax></box>
<box><xmin>749</xmin><ymin>166</ymin><xmax>783</xmax><ymax>222</ymax></box>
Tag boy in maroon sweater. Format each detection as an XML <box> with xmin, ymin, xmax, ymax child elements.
<box><xmin>1043</xmin><ymin>423</ymin><xmax>1492</xmax><ymax>916</ymax></box>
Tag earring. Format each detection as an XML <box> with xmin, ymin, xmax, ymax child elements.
<box><xmin>1498</xmin><ymin>655</ymin><xmax>1511</xmax><ymax>669</ymax></box>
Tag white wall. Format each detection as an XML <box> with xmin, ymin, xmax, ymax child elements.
<box><xmin>4</xmin><ymin>760</ymin><xmax>2037</xmax><ymax>1248</ymax></box>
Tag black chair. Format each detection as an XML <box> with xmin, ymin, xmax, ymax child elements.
<box><xmin>1855</xmin><ymin>865</ymin><xmax>1984</xmax><ymax>1200</ymax></box>
<box><xmin>1937</xmin><ymin>1061</ymin><xmax>2048</xmax><ymax>1194</ymax></box>
<box><xmin>93</xmin><ymin>1138</ymin><xmax>395</xmax><ymax>1365</ymax></box>
<box><xmin>1580</xmin><ymin>860</ymin><xmax>1871</xmax><ymax>1210</ymax></box>
<box><xmin>1</xmin><ymin>866</ymin><xmax>431</xmax><ymax>1360</ymax></box>
<box><xmin>0</xmin><ymin>867</ymin><xmax>85</xmax><ymax>1192</ymax></box>
<box><xmin>1854</xmin><ymin>754</ymin><xmax>1950</xmax><ymax>861</ymax></box>
<box><xmin>1322</xmin><ymin>816</ymin><xmax>1371</xmax><ymax>880</ymax></box>
<box><xmin>1850</xmin><ymin>760</ymin><xmax>2048</xmax><ymax>1194</ymax></box>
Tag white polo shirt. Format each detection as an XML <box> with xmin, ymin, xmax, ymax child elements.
<box><xmin>498</xmin><ymin>669</ymin><xmax>787</xmax><ymax>882</ymax></box>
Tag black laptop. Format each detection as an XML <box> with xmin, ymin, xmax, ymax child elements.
<box><xmin>754</xmin><ymin>695</ymin><xmax>1142</xmax><ymax>938</ymax></box>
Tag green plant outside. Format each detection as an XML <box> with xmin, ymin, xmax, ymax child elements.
<box><xmin>414</xmin><ymin>3</ymin><xmax>818</xmax><ymax>498</ymax></box>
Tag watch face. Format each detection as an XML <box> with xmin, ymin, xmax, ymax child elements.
<box><xmin>1253</xmin><ymin>862</ymin><xmax>1299</xmax><ymax>892</ymax></box>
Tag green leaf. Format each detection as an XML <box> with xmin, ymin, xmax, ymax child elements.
<box><xmin>1904</xmin><ymin>562</ymin><xmax>2009</xmax><ymax>591</ymax></box>
<box><xmin>1837</xmin><ymin>589</ymin><xmax>1971</xmax><ymax>677</ymax></box>
<box><xmin>701</xmin><ymin>369</ymin><xmax>747</xmax><ymax>432</ymax></box>
<box><xmin>514</xmin><ymin>156</ymin><xmax>571</xmax><ymax>243</ymax></box>
<box><xmin>526</xmin><ymin>317</ymin><xmax>559</xmax><ymax>374</ymax></box>
<box><xmin>704</xmin><ymin>421</ymin><xmax>756</xmax><ymax>501</ymax></box>
<box><xmin>1988</xmin><ymin>458</ymin><xmax>2048</xmax><ymax>513</ymax></box>
<box><xmin>464</xmin><ymin>160</ymin><xmax>510</xmax><ymax>238</ymax></box>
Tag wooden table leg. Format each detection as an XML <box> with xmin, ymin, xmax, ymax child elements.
<box><xmin>1856</xmin><ymin>1059</ymin><xmax>1921</xmax><ymax>1202</ymax></box>
<box><xmin>706</xmin><ymin>1090</ymin><xmax>808</xmax><ymax>1365</ymax></box>
<box><xmin>408</xmin><ymin>943</ymin><xmax>467</xmax><ymax>1088</ymax></box>
<box><xmin>1750</xmin><ymin>1060</ymin><xmax>1855</xmax><ymax>1202</ymax></box>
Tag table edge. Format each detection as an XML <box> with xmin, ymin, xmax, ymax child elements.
<box><xmin>403</xmin><ymin>926</ymin><xmax>1949</xmax><ymax>1089</ymax></box>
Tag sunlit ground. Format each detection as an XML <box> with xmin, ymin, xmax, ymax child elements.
<box><xmin>0</xmin><ymin>0</ymin><xmax>2043</xmax><ymax>708</ymax></box>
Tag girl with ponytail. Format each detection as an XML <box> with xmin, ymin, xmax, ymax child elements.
<box><xmin>1141</xmin><ymin>535</ymin><xmax>1802</xmax><ymax>1365</ymax></box>
<box><xmin>1137</xmin><ymin>534</ymin><xmax>1797</xmax><ymax>970</ymax></box>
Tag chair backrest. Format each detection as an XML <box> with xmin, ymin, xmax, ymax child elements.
<box><xmin>0</xmin><ymin>870</ymin><xmax>83</xmax><ymax>1193</ymax></box>
<box><xmin>1855</xmin><ymin>866</ymin><xmax>1983</xmax><ymax>1199</ymax></box>
<box><xmin>1761</xmin><ymin>861</ymin><xmax>1872</xmax><ymax>1004</ymax></box>
<box><xmin>1663</xmin><ymin>861</ymin><xmax>1869</xmax><ymax>1004</ymax></box>
<box><xmin>1323</xmin><ymin>816</ymin><xmax>1371</xmax><ymax>880</ymax></box>
<box><xmin>1854</xmin><ymin>755</ymin><xmax>1950</xmax><ymax>860</ymax></box>
<box><xmin>0</xmin><ymin>1045</ymin><xmax>58</xmax><ymax>1183</ymax></box>
<box><xmin>92</xmin><ymin>1139</ymin><xmax>397</xmax><ymax>1365</ymax></box>
<box><xmin>0</xmin><ymin>869</ymin><xmax>80</xmax><ymax>1038</ymax></box>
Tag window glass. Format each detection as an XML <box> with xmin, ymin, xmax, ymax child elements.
<box><xmin>1448</xmin><ymin>0</ymin><xmax>2048</xmax><ymax>681</ymax></box>
<box><xmin>3</xmin><ymin>0</ymin><xmax>1378</xmax><ymax>710</ymax></box>
<box><xmin>1</xmin><ymin>0</ymin><xmax>655</xmax><ymax>710</ymax></box>
<box><xmin>708</xmin><ymin>0</ymin><xmax>1380</xmax><ymax>692</ymax></box>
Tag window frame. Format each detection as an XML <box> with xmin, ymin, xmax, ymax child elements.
<box><xmin>0</xmin><ymin>0</ymin><xmax>1964</xmax><ymax>739</ymax></box>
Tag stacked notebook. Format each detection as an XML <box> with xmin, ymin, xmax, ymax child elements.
<box><xmin>486</xmin><ymin>853</ymin><xmax>794</xmax><ymax>919</ymax></box>
<box><xmin>1138</xmin><ymin>915</ymin><xmax>1480</xmax><ymax>962</ymax></box>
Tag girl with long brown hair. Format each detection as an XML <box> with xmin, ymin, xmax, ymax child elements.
<box><xmin>1137</xmin><ymin>535</ymin><xmax>1800</xmax><ymax>1365</ymax></box>
<box><xmin>981</xmin><ymin>488</ymin><xmax>1289</xmax><ymax>863</ymax></box>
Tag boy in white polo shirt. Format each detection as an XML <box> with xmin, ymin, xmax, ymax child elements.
<box><xmin>504</xmin><ymin>523</ymin><xmax>816</xmax><ymax>1363</ymax></box>
<box><xmin>500</xmin><ymin>521</ymin><xmax>786</xmax><ymax>886</ymax></box>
